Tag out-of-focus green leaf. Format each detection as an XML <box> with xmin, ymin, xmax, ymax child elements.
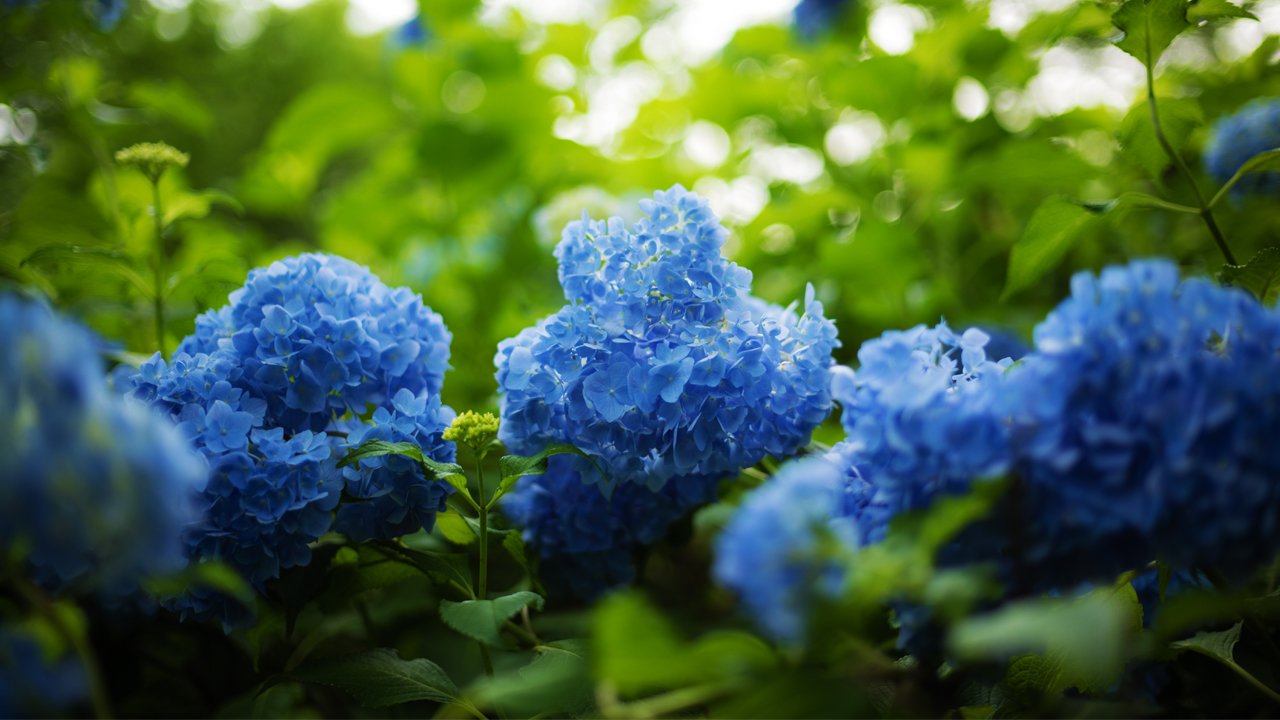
<box><xmin>262</xmin><ymin>648</ymin><xmax>475</xmax><ymax>710</ymax></box>
<box><xmin>274</xmin><ymin>544</ymin><xmax>341</xmax><ymax>639</ymax></box>
<box><xmin>1002</xmin><ymin>197</ymin><xmax>1098</xmax><ymax>301</ymax></box>
<box><xmin>1186</xmin><ymin>0</ymin><xmax>1257</xmax><ymax>23</ymax></box>
<box><xmin>377</xmin><ymin>542</ymin><xmax>474</xmax><ymax>596</ymax></box>
<box><xmin>1112</xmin><ymin>0</ymin><xmax>1191</xmax><ymax>68</ymax></box>
<box><xmin>1119</xmin><ymin>97</ymin><xmax>1203</xmax><ymax>179</ymax></box>
<box><xmin>1221</xmin><ymin>247</ymin><xmax>1280</xmax><ymax>303</ymax></box>
<box><xmin>439</xmin><ymin>591</ymin><xmax>545</xmax><ymax>646</ymax></box>
<box><xmin>317</xmin><ymin>545</ymin><xmax>422</xmax><ymax>613</ymax></box>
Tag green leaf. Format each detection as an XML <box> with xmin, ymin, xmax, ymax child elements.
<box><xmin>339</xmin><ymin>440</ymin><xmax>473</xmax><ymax>503</ymax></box>
<box><xmin>1186</xmin><ymin>0</ymin><xmax>1257</xmax><ymax>23</ymax></box>
<box><xmin>242</xmin><ymin>603</ymin><xmax>284</xmax><ymax>674</ymax></box>
<box><xmin>20</xmin><ymin>244</ymin><xmax>153</xmax><ymax>297</ymax></box>
<box><xmin>1001</xmin><ymin>196</ymin><xmax>1098</xmax><ymax>301</ymax></box>
<box><xmin>1221</xmin><ymin>247</ymin><xmax>1280</xmax><ymax>304</ymax></box>
<box><xmin>1083</xmin><ymin>192</ymin><xmax>1199</xmax><ymax>215</ymax></box>
<box><xmin>1159</xmin><ymin>563</ymin><xmax>1172</xmax><ymax>604</ymax></box>
<box><xmin>1211</xmin><ymin>148</ymin><xmax>1280</xmax><ymax>206</ymax></box>
<box><xmin>952</xmin><ymin>582</ymin><xmax>1143</xmax><ymax>695</ymax></box>
<box><xmin>593</xmin><ymin>592</ymin><xmax>778</xmax><ymax>696</ymax></box>
<box><xmin>501</xmin><ymin>531</ymin><xmax>546</xmax><ymax>595</ymax></box>
<box><xmin>1119</xmin><ymin>97</ymin><xmax>1203</xmax><ymax>179</ymax></box>
<box><xmin>163</xmin><ymin>189</ymin><xmax>244</xmax><ymax>225</ymax></box>
<box><xmin>1171</xmin><ymin>621</ymin><xmax>1241</xmax><ymax>662</ymax></box>
<box><xmin>317</xmin><ymin>545</ymin><xmax>422</xmax><ymax>613</ymax></box>
<box><xmin>1112</xmin><ymin>0</ymin><xmax>1191</xmax><ymax>68</ymax></box>
<box><xmin>493</xmin><ymin>443</ymin><xmax>606</xmax><ymax>505</ymax></box>
<box><xmin>439</xmin><ymin>591</ymin><xmax>545</xmax><ymax>646</ymax></box>
<box><xmin>436</xmin><ymin>510</ymin><xmax>478</xmax><ymax>545</ymax></box>
<box><xmin>377</xmin><ymin>543</ymin><xmax>474</xmax><ymax>597</ymax></box>
<box><xmin>476</xmin><ymin>640</ymin><xmax>594</xmax><ymax>718</ymax></box>
<box><xmin>262</xmin><ymin>648</ymin><xmax>470</xmax><ymax>709</ymax></box>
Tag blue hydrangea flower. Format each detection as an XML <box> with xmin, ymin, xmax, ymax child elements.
<box><xmin>0</xmin><ymin>296</ymin><xmax>205</xmax><ymax>593</ymax></box>
<box><xmin>1003</xmin><ymin>259</ymin><xmax>1280</xmax><ymax>585</ymax></box>
<box><xmin>128</xmin><ymin>253</ymin><xmax>456</xmax><ymax>625</ymax></box>
<box><xmin>388</xmin><ymin>13</ymin><xmax>430</xmax><ymax>49</ymax></box>
<box><xmin>794</xmin><ymin>0</ymin><xmax>853</xmax><ymax>38</ymax></box>
<box><xmin>495</xmin><ymin>186</ymin><xmax>840</xmax><ymax>494</ymax></box>
<box><xmin>0</xmin><ymin>631</ymin><xmax>89</xmax><ymax>718</ymax></box>
<box><xmin>829</xmin><ymin>321</ymin><xmax>1015</xmax><ymax>546</ymax></box>
<box><xmin>502</xmin><ymin>454</ymin><xmax>719</xmax><ymax>601</ymax></box>
<box><xmin>1204</xmin><ymin>98</ymin><xmax>1280</xmax><ymax>198</ymax></box>
<box><xmin>713</xmin><ymin>456</ymin><xmax>857</xmax><ymax>644</ymax></box>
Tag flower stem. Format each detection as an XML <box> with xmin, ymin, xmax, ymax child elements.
<box><xmin>150</xmin><ymin>177</ymin><xmax>167</xmax><ymax>358</ymax></box>
<box><xmin>475</xmin><ymin>447</ymin><xmax>494</xmax><ymax>679</ymax></box>
<box><xmin>1143</xmin><ymin>23</ymin><xmax>1236</xmax><ymax>265</ymax></box>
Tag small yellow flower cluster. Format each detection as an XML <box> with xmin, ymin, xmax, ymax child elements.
<box><xmin>114</xmin><ymin>142</ymin><xmax>190</xmax><ymax>182</ymax></box>
<box><xmin>443</xmin><ymin>410</ymin><xmax>500</xmax><ymax>449</ymax></box>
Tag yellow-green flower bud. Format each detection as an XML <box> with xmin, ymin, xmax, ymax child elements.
<box><xmin>443</xmin><ymin>410</ymin><xmax>500</xmax><ymax>449</ymax></box>
<box><xmin>115</xmin><ymin>142</ymin><xmax>190</xmax><ymax>183</ymax></box>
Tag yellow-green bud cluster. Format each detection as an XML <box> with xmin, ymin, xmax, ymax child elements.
<box><xmin>443</xmin><ymin>410</ymin><xmax>499</xmax><ymax>449</ymax></box>
<box><xmin>115</xmin><ymin>142</ymin><xmax>190</xmax><ymax>182</ymax></box>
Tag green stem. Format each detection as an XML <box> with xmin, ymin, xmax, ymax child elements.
<box><xmin>150</xmin><ymin>178</ymin><xmax>167</xmax><ymax>358</ymax></box>
<box><xmin>600</xmin><ymin>683</ymin><xmax>731</xmax><ymax>719</ymax></box>
<box><xmin>1143</xmin><ymin>24</ymin><xmax>1236</xmax><ymax>265</ymax></box>
<box><xmin>6</xmin><ymin>569</ymin><xmax>113</xmax><ymax>719</ymax></box>
<box><xmin>476</xmin><ymin>447</ymin><xmax>494</xmax><ymax>679</ymax></box>
<box><xmin>505</xmin><ymin>620</ymin><xmax>541</xmax><ymax>647</ymax></box>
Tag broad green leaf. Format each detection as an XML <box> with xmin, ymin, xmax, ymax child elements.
<box><xmin>1171</xmin><ymin>621</ymin><xmax>1241</xmax><ymax>662</ymax></box>
<box><xmin>262</xmin><ymin>648</ymin><xmax>470</xmax><ymax>709</ymax></box>
<box><xmin>1001</xmin><ymin>197</ymin><xmax>1098</xmax><ymax>301</ymax></box>
<box><xmin>378</xmin><ymin>543</ymin><xmax>474</xmax><ymax>597</ymax></box>
<box><xmin>439</xmin><ymin>591</ymin><xmax>545</xmax><ymax>646</ymax></box>
<box><xmin>1151</xmin><ymin>591</ymin><xmax>1243</xmax><ymax>640</ymax></box>
<box><xmin>1112</xmin><ymin>0</ymin><xmax>1191</xmax><ymax>68</ymax></box>
<box><xmin>1119</xmin><ymin>97</ymin><xmax>1203</xmax><ymax>179</ymax></box>
<box><xmin>1211</xmin><ymin>148</ymin><xmax>1280</xmax><ymax>206</ymax></box>
<box><xmin>1221</xmin><ymin>247</ymin><xmax>1280</xmax><ymax>304</ymax></box>
<box><xmin>436</xmin><ymin>510</ymin><xmax>478</xmax><ymax>545</ymax></box>
<box><xmin>242</xmin><ymin>603</ymin><xmax>284</xmax><ymax>674</ymax></box>
<box><xmin>952</xmin><ymin>582</ymin><xmax>1142</xmax><ymax>695</ymax></box>
<box><xmin>317</xmin><ymin>545</ymin><xmax>422</xmax><ymax>613</ymax></box>
<box><xmin>338</xmin><ymin>440</ymin><xmax>472</xmax><ymax>503</ymax></box>
<box><xmin>494</xmin><ymin>443</ymin><xmax>606</xmax><ymax>505</ymax></box>
<box><xmin>475</xmin><ymin>640</ymin><xmax>593</xmax><ymax>717</ymax></box>
<box><xmin>501</xmin><ymin>530</ymin><xmax>546</xmax><ymax>595</ymax></box>
<box><xmin>593</xmin><ymin>592</ymin><xmax>778</xmax><ymax>695</ymax></box>
<box><xmin>163</xmin><ymin>189</ymin><xmax>244</xmax><ymax>226</ymax></box>
<box><xmin>1186</xmin><ymin>0</ymin><xmax>1257</xmax><ymax>23</ymax></box>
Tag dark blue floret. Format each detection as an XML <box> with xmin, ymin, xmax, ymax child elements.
<box><xmin>502</xmin><ymin>454</ymin><xmax>719</xmax><ymax>602</ymax></box>
<box><xmin>1204</xmin><ymin>98</ymin><xmax>1280</xmax><ymax>198</ymax></box>
<box><xmin>128</xmin><ymin>253</ymin><xmax>456</xmax><ymax>629</ymax></box>
<box><xmin>0</xmin><ymin>296</ymin><xmax>205</xmax><ymax>595</ymax></box>
<box><xmin>495</xmin><ymin>186</ymin><xmax>841</xmax><ymax>495</ymax></box>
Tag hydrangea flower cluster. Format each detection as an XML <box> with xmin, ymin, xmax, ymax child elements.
<box><xmin>1003</xmin><ymin>260</ymin><xmax>1280</xmax><ymax>585</ymax></box>
<box><xmin>495</xmin><ymin>186</ymin><xmax>840</xmax><ymax>493</ymax></box>
<box><xmin>0</xmin><ymin>296</ymin><xmax>205</xmax><ymax>593</ymax></box>
<box><xmin>127</xmin><ymin>253</ymin><xmax>456</xmax><ymax>622</ymax></box>
<box><xmin>1204</xmin><ymin>97</ymin><xmax>1280</xmax><ymax>197</ymax></box>
<box><xmin>502</xmin><ymin>454</ymin><xmax>720</xmax><ymax>601</ymax></box>
<box><xmin>829</xmin><ymin>322</ymin><xmax>1016</xmax><ymax>547</ymax></box>
<box><xmin>713</xmin><ymin>456</ymin><xmax>857</xmax><ymax>643</ymax></box>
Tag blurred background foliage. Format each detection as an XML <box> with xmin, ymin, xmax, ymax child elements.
<box><xmin>6</xmin><ymin>0</ymin><xmax>1279</xmax><ymax>414</ymax></box>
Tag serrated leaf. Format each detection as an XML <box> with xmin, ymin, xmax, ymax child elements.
<box><xmin>526</xmin><ymin>639</ymin><xmax>588</xmax><ymax>675</ymax></box>
<box><xmin>1171</xmin><ymin>621</ymin><xmax>1241</xmax><ymax>663</ymax></box>
<box><xmin>337</xmin><ymin>440</ymin><xmax>463</xmax><ymax>478</ymax></box>
<box><xmin>1112</xmin><ymin>0</ymin><xmax>1191</xmax><ymax>68</ymax></box>
<box><xmin>476</xmin><ymin>639</ymin><xmax>594</xmax><ymax>718</ymax></box>
<box><xmin>493</xmin><ymin>443</ymin><xmax>606</xmax><ymax>505</ymax></box>
<box><xmin>1002</xmin><ymin>196</ymin><xmax>1098</xmax><ymax>301</ymax></box>
<box><xmin>1186</xmin><ymin>0</ymin><xmax>1257</xmax><ymax>23</ymax></box>
<box><xmin>439</xmin><ymin>591</ymin><xmax>545</xmax><ymax>646</ymax></box>
<box><xmin>317</xmin><ymin>546</ymin><xmax>422</xmax><ymax>613</ymax></box>
<box><xmin>377</xmin><ymin>543</ymin><xmax>474</xmax><ymax>597</ymax></box>
<box><xmin>262</xmin><ymin>648</ymin><xmax>469</xmax><ymax>709</ymax></box>
<box><xmin>1222</xmin><ymin>247</ymin><xmax>1280</xmax><ymax>304</ymax></box>
<box><xmin>1119</xmin><ymin>97</ymin><xmax>1203</xmax><ymax>179</ymax></box>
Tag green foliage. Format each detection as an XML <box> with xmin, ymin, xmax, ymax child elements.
<box><xmin>1221</xmin><ymin>247</ymin><xmax>1280</xmax><ymax>303</ymax></box>
<box><xmin>1112</xmin><ymin>0</ymin><xmax>1191</xmax><ymax>69</ymax></box>
<box><xmin>494</xmin><ymin>443</ymin><xmax>605</xmax><ymax>505</ymax></box>
<box><xmin>439</xmin><ymin>592</ymin><xmax>544</xmax><ymax>646</ymax></box>
<box><xmin>263</xmin><ymin>648</ymin><xmax>477</xmax><ymax>712</ymax></box>
<box><xmin>1003</xmin><ymin>197</ymin><xmax>1099</xmax><ymax>300</ymax></box>
<box><xmin>1119</xmin><ymin>98</ymin><xmax>1203</xmax><ymax>180</ymax></box>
